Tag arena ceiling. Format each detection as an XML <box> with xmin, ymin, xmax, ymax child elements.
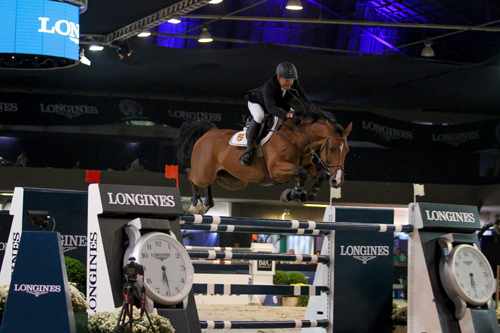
<box><xmin>3</xmin><ymin>0</ymin><xmax>500</xmax><ymax>123</ymax></box>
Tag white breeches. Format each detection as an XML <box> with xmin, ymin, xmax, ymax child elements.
<box><xmin>248</xmin><ymin>101</ymin><xmax>265</xmax><ymax>124</ymax></box>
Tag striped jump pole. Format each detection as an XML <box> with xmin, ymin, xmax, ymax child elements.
<box><xmin>187</xmin><ymin>250</ymin><xmax>330</xmax><ymax>264</ymax></box>
<box><xmin>191</xmin><ymin>259</ymin><xmax>252</xmax><ymax>265</ymax></box>
<box><xmin>181</xmin><ymin>222</ymin><xmax>328</xmax><ymax>235</ymax></box>
<box><xmin>193</xmin><ymin>284</ymin><xmax>328</xmax><ymax>296</ymax></box>
<box><xmin>200</xmin><ymin>319</ymin><xmax>329</xmax><ymax>329</ymax></box>
<box><xmin>185</xmin><ymin>246</ymin><xmax>252</xmax><ymax>252</ymax></box>
<box><xmin>181</xmin><ymin>214</ymin><xmax>413</xmax><ymax>233</ymax></box>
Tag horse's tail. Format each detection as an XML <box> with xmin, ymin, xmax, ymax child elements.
<box><xmin>175</xmin><ymin>120</ymin><xmax>217</xmax><ymax>172</ymax></box>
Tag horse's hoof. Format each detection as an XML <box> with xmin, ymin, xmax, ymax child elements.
<box><xmin>199</xmin><ymin>205</ymin><xmax>212</xmax><ymax>215</ymax></box>
<box><xmin>280</xmin><ymin>189</ymin><xmax>292</xmax><ymax>202</ymax></box>
<box><xmin>187</xmin><ymin>200</ymin><xmax>203</xmax><ymax>214</ymax></box>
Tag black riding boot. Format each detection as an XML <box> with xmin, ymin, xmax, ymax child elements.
<box><xmin>239</xmin><ymin>120</ymin><xmax>260</xmax><ymax>166</ymax></box>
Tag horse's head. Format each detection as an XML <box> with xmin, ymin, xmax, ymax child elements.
<box><xmin>321</xmin><ymin>121</ymin><xmax>352</xmax><ymax>188</ymax></box>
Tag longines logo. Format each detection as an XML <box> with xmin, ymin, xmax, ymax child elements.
<box><xmin>38</xmin><ymin>17</ymin><xmax>79</xmax><ymax>44</ymax></box>
<box><xmin>362</xmin><ymin>121</ymin><xmax>412</xmax><ymax>141</ymax></box>
<box><xmin>13</xmin><ymin>284</ymin><xmax>61</xmax><ymax>297</ymax></box>
<box><xmin>424</xmin><ymin>210</ymin><xmax>475</xmax><ymax>223</ymax></box>
<box><xmin>88</xmin><ymin>232</ymin><xmax>98</xmax><ymax>311</ymax></box>
<box><xmin>431</xmin><ymin>131</ymin><xmax>479</xmax><ymax>147</ymax></box>
<box><xmin>119</xmin><ymin>100</ymin><xmax>145</xmax><ymax>119</ymax></box>
<box><xmin>107</xmin><ymin>192</ymin><xmax>176</xmax><ymax>207</ymax></box>
<box><xmin>40</xmin><ymin>104</ymin><xmax>98</xmax><ymax>119</ymax></box>
<box><xmin>168</xmin><ymin>110</ymin><xmax>222</xmax><ymax>122</ymax></box>
<box><xmin>61</xmin><ymin>234</ymin><xmax>86</xmax><ymax>253</ymax></box>
<box><xmin>0</xmin><ymin>102</ymin><xmax>18</xmax><ymax>112</ymax></box>
<box><xmin>152</xmin><ymin>253</ymin><xmax>170</xmax><ymax>261</ymax></box>
<box><xmin>339</xmin><ymin>245</ymin><xmax>389</xmax><ymax>264</ymax></box>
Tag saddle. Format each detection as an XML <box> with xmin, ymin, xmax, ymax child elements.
<box><xmin>229</xmin><ymin>116</ymin><xmax>279</xmax><ymax>147</ymax></box>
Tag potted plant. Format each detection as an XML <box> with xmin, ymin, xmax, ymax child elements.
<box><xmin>274</xmin><ymin>271</ymin><xmax>309</xmax><ymax>307</ymax></box>
<box><xmin>392</xmin><ymin>302</ymin><xmax>407</xmax><ymax>332</ymax></box>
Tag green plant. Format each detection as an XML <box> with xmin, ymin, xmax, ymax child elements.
<box><xmin>403</xmin><ymin>278</ymin><xmax>408</xmax><ymax>301</ymax></box>
<box><xmin>88</xmin><ymin>306</ymin><xmax>174</xmax><ymax>333</ymax></box>
<box><xmin>392</xmin><ymin>303</ymin><xmax>407</xmax><ymax>327</ymax></box>
<box><xmin>288</xmin><ymin>271</ymin><xmax>307</xmax><ymax>285</ymax></box>
<box><xmin>273</xmin><ymin>270</ymin><xmax>290</xmax><ymax>285</ymax></box>
<box><xmin>291</xmin><ymin>283</ymin><xmax>310</xmax><ymax>307</ymax></box>
<box><xmin>65</xmin><ymin>256</ymin><xmax>86</xmax><ymax>295</ymax></box>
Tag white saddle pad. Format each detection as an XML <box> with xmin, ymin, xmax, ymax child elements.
<box><xmin>229</xmin><ymin>117</ymin><xmax>279</xmax><ymax>147</ymax></box>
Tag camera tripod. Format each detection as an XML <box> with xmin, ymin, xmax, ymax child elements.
<box><xmin>114</xmin><ymin>262</ymin><xmax>156</xmax><ymax>332</ymax></box>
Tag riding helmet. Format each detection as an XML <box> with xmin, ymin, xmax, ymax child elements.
<box><xmin>276</xmin><ymin>62</ymin><xmax>298</xmax><ymax>79</ymax></box>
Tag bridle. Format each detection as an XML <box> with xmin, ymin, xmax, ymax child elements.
<box><xmin>273</xmin><ymin>119</ymin><xmax>347</xmax><ymax>178</ymax></box>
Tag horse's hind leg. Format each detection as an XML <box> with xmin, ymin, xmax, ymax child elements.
<box><xmin>186</xmin><ymin>183</ymin><xmax>203</xmax><ymax>214</ymax></box>
<box><xmin>199</xmin><ymin>185</ymin><xmax>215</xmax><ymax>215</ymax></box>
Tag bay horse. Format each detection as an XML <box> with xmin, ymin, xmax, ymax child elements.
<box><xmin>176</xmin><ymin>110</ymin><xmax>352</xmax><ymax>214</ymax></box>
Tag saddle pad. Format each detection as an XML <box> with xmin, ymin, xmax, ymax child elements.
<box><xmin>229</xmin><ymin>117</ymin><xmax>279</xmax><ymax>147</ymax></box>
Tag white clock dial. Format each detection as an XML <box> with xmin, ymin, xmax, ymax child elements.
<box><xmin>440</xmin><ymin>244</ymin><xmax>495</xmax><ymax>307</ymax></box>
<box><xmin>131</xmin><ymin>232</ymin><xmax>194</xmax><ymax>305</ymax></box>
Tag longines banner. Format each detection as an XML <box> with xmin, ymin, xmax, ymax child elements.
<box><xmin>0</xmin><ymin>92</ymin><xmax>498</xmax><ymax>151</ymax></box>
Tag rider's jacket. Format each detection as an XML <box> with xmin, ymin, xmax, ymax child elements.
<box><xmin>245</xmin><ymin>75</ymin><xmax>312</xmax><ymax>120</ymax></box>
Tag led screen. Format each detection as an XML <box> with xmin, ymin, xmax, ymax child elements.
<box><xmin>0</xmin><ymin>0</ymin><xmax>79</xmax><ymax>60</ymax></box>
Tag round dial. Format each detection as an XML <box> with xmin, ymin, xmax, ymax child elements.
<box><xmin>440</xmin><ymin>244</ymin><xmax>495</xmax><ymax>306</ymax></box>
<box><xmin>131</xmin><ymin>232</ymin><xmax>194</xmax><ymax>305</ymax></box>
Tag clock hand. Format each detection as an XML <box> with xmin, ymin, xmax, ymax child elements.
<box><xmin>162</xmin><ymin>266</ymin><xmax>170</xmax><ymax>291</ymax></box>
<box><xmin>470</xmin><ymin>273</ymin><xmax>477</xmax><ymax>297</ymax></box>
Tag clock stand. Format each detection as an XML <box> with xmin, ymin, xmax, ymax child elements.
<box><xmin>87</xmin><ymin>184</ymin><xmax>201</xmax><ymax>333</ymax></box>
<box><xmin>408</xmin><ymin>203</ymin><xmax>500</xmax><ymax>333</ymax></box>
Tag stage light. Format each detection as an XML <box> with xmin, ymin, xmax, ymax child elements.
<box><xmin>79</xmin><ymin>49</ymin><xmax>91</xmax><ymax>66</ymax></box>
<box><xmin>168</xmin><ymin>14</ymin><xmax>181</xmax><ymax>24</ymax></box>
<box><xmin>209</xmin><ymin>0</ymin><xmax>223</xmax><ymax>4</ymax></box>
<box><xmin>138</xmin><ymin>30</ymin><xmax>151</xmax><ymax>37</ymax></box>
<box><xmin>286</xmin><ymin>0</ymin><xmax>303</xmax><ymax>10</ymax></box>
<box><xmin>421</xmin><ymin>40</ymin><xmax>435</xmax><ymax>57</ymax></box>
<box><xmin>89</xmin><ymin>45</ymin><xmax>103</xmax><ymax>51</ymax></box>
<box><xmin>198</xmin><ymin>27</ymin><xmax>213</xmax><ymax>43</ymax></box>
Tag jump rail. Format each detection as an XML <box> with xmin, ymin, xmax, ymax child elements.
<box><xmin>181</xmin><ymin>223</ymin><xmax>328</xmax><ymax>235</ymax></box>
<box><xmin>181</xmin><ymin>214</ymin><xmax>413</xmax><ymax>233</ymax></box>
<box><xmin>186</xmin><ymin>246</ymin><xmax>252</xmax><ymax>252</ymax></box>
<box><xmin>191</xmin><ymin>259</ymin><xmax>252</xmax><ymax>265</ymax></box>
<box><xmin>200</xmin><ymin>320</ymin><xmax>330</xmax><ymax>329</ymax></box>
<box><xmin>193</xmin><ymin>284</ymin><xmax>328</xmax><ymax>296</ymax></box>
<box><xmin>187</xmin><ymin>250</ymin><xmax>330</xmax><ymax>263</ymax></box>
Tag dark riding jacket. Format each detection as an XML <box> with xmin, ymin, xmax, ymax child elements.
<box><xmin>245</xmin><ymin>75</ymin><xmax>312</xmax><ymax>120</ymax></box>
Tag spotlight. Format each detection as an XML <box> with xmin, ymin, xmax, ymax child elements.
<box><xmin>198</xmin><ymin>27</ymin><xmax>213</xmax><ymax>43</ymax></box>
<box><xmin>168</xmin><ymin>14</ymin><xmax>181</xmax><ymax>24</ymax></box>
<box><xmin>421</xmin><ymin>40</ymin><xmax>435</xmax><ymax>57</ymax></box>
<box><xmin>209</xmin><ymin>0</ymin><xmax>223</xmax><ymax>3</ymax></box>
<box><xmin>286</xmin><ymin>0</ymin><xmax>303</xmax><ymax>10</ymax></box>
<box><xmin>137</xmin><ymin>30</ymin><xmax>151</xmax><ymax>37</ymax></box>
<box><xmin>79</xmin><ymin>49</ymin><xmax>91</xmax><ymax>66</ymax></box>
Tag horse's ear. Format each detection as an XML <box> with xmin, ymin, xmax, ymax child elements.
<box><xmin>344</xmin><ymin>122</ymin><xmax>353</xmax><ymax>137</ymax></box>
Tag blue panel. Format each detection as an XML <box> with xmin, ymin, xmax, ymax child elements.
<box><xmin>0</xmin><ymin>0</ymin><xmax>79</xmax><ymax>60</ymax></box>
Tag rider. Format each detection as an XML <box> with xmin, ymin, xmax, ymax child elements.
<box><xmin>240</xmin><ymin>62</ymin><xmax>313</xmax><ymax>166</ymax></box>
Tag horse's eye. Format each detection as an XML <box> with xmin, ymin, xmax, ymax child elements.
<box><xmin>329</xmin><ymin>148</ymin><xmax>335</xmax><ymax>152</ymax></box>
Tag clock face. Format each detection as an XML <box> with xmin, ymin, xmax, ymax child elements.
<box><xmin>133</xmin><ymin>232</ymin><xmax>194</xmax><ymax>305</ymax></box>
<box><xmin>444</xmin><ymin>244</ymin><xmax>495</xmax><ymax>306</ymax></box>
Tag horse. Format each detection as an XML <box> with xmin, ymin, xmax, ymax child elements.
<box><xmin>176</xmin><ymin>110</ymin><xmax>352</xmax><ymax>214</ymax></box>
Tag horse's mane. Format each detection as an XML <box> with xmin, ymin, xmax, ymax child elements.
<box><xmin>295</xmin><ymin>108</ymin><xmax>345</xmax><ymax>135</ymax></box>
<box><xmin>175</xmin><ymin>120</ymin><xmax>217</xmax><ymax>172</ymax></box>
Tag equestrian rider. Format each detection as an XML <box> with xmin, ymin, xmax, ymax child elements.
<box><xmin>240</xmin><ymin>62</ymin><xmax>313</xmax><ymax>166</ymax></box>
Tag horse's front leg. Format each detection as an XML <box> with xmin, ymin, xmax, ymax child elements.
<box><xmin>276</xmin><ymin>164</ymin><xmax>308</xmax><ymax>203</ymax></box>
<box><xmin>303</xmin><ymin>168</ymin><xmax>327</xmax><ymax>202</ymax></box>
<box><xmin>199</xmin><ymin>185</ymin><xmax>215</xmax><ymax>215</ymax></box>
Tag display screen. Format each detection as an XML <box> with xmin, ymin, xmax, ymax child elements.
<box><xmin>0</xmin><ymin>0</ymin><xmax>79</xmax><ymax>60</ymax></box>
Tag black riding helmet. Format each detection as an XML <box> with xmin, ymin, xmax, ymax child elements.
<box><xmin>276</xmin><ymin>62</ymin><xmax>298</xmax><ymax>79</ymax></box>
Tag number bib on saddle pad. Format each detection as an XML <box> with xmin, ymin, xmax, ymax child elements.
<box><xmin>229</xmin><ymin>116</ymin><xmax>279</xmax><ymax>147</ymax></box>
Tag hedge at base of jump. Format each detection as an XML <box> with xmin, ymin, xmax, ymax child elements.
<box><xmin>200</xmin><ymin>319</ymin><xmax>330</xmax><ymax>329</ymax></box>
<box><xmin>192</xmin><ymin>284</ymin><xmax>328</xmax><ymax>296</ymax></box>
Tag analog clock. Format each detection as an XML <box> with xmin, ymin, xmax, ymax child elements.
<box><xmin>439</xmin><ymin>242</ymin><xmax>495</xmax><ymax>308</ymax></box>
<box><xmin>128</xmin><ymin>232</ymin><xmax>194</xmax><ymax>305</ymax></box>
